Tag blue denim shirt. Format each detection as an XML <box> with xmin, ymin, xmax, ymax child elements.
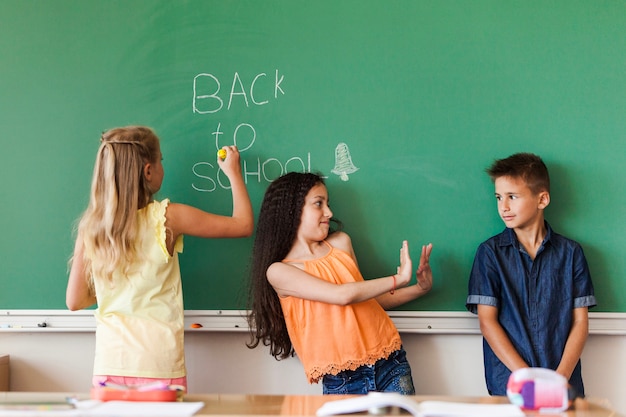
<box><xmin>466</xmin><ymin>222</ymin><xmax>596</xmax><ymax>397</ymax></box>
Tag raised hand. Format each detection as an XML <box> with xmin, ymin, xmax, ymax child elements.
<box><xmin>416</xmin><ymin>243</ymin><xmax>433</xmax><ymax>292</ymax></box>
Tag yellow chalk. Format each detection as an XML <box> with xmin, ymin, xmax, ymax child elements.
<box><xmin>217</xmin><ymin>149</ymin><xmax>227</xmax><ymax>160</ymax></box>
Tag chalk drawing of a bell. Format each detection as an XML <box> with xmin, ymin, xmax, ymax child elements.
<box><xmin>331</xmin><ymin>142</ymin><xmax>359</xmax><ymax>181</ymax></box>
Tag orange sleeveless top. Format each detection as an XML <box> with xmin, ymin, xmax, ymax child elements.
<box><xmin>280</xmin><ymin>241</ymin><xmax>402</xmax><ymax>383</ymax></box>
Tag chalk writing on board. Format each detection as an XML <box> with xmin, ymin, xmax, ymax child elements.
<box><xmin>191</xmin><ymin>70</ymin><xmax>313</xmax><ymax>191</ymax></box>
<box><xmin>191</xmin><ymin>153</ymin><xmax>312</xmax><ymax>192</ymax></box>
<box><xmin>190</xmin><ymin>70</ymin><xmax>358</xmax><ymax>191</ymax></box>
<box><xmin>192</xmin><ymin>70</ymin><xmax>285</xmax><ymax>114</ymax></box>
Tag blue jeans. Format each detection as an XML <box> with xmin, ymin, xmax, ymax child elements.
<box><xmin>322</xmin><ymin>347</ymin><xmax>415</xmax><ymax>395</ymax></box>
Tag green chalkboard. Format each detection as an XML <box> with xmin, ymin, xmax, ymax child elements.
<box><xmin>1</xmin><ymin>1</ymin><xmax>625</xmax><ymax>312</ymax></box>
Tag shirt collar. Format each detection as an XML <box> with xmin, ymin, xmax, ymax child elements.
<box><xmin>496</xmin><ymin>221</ymin><xmax>553</xmax><ymax>250</ymax></box>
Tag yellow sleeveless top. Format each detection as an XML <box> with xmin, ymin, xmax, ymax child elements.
<box><xmin>280</xmin><ymin>241</ymin><xmax>402</xmax><ymax>383</ymax></box>
<box><xmin>91</xmin><ymin>199</ymin><xmax>185</xmax><ymax>378</ymax></box>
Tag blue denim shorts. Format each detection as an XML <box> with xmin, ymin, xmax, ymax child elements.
<box><xmin>322</xmin><ymin>347</ymin><xmax>415</xmax><ymax>395</ymax></box>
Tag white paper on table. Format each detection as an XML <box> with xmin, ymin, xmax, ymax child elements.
<box><xmin>82</xmin><ymin>401</ymin><xmax>204</xmax><ymax>417</ymax></box>
<box><xmin>317</xmin><ymin>393</ymin><xmax>524</xmax><ymax>417</ymax></box>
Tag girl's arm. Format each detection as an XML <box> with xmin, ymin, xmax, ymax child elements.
<box><xmin>477</xmin><ymin>304</ymin><xmax>528</xmax><ymax>372</ymax></box>
<box><xmin>376</xmin><ymin>243</ymin><xmax>433</xmax><ymax>309</ymax></box>
<box><xmin>330</xmin><ymin>232</ymin><xmax>433</xmax><ymax>310</ymax></box>
<box><xmin>267</xmin><ymin>236</ymin><xmax>413</xmax><ymax>306</ymax></box>
<box><xmin>556</xmin><ymin>307</ymin><xmax>589</xmax><ymax>380</ymax></box>
<box><xmin>166</xmin><ymin>146</ymin><xmax>254</xmax><ymax>242</ymax></box>
<box><xmin>66</xmin><ymin>239</ymin><xmax>97</xmax><ymax>311</ymax></box>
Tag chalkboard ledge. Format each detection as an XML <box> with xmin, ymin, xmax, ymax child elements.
<box><xmin>1</xmin><ymin>310</ymin><xmax>625</xmax><ymax>335</ymax></box>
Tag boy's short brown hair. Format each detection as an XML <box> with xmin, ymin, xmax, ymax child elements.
<box><xmin>486</xmin><ymin>152</ymin><xmax>550</xmax><ymax>195</ymax></box>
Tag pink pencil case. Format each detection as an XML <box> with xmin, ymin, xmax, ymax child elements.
<box><xmin>91</xmin><ymin>382</ymin><xmax>182</xmax><ymax>402</ymax></box>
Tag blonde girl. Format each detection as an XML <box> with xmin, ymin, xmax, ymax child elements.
<box><xmin>67</xmin><ymin>126</ymin><xmax>253</xmax><ymax>391</ymax></box>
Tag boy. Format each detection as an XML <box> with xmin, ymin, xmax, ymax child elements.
<box><xmin>466</xmin><ymin>153</ymin><xmax>595</xmax><ymax>397</ymax></box>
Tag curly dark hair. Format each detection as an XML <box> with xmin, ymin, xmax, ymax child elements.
<box><xmin>246</xmin><ymin>172</ymin><xmax>341</xmax><ymax>360</ymax></box>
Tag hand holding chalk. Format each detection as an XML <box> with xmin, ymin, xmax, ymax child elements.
<box><xmin>216</xmin><ymin>146</ymin><xmax>243</xmax><ymax>178</ymax></box>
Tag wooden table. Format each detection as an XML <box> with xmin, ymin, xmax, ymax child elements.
<box><xmin>184</xmin><ymin>394</ymin><xmax>619</xmax><ymax>417</ymax></box>
<box><xmin>0</xmin><ymin>392</ymin><xmax>620</xmax><ymax>417</ymax></box>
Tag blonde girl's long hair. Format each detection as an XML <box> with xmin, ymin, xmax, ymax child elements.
<box><xmin>74</xmin><ymin>126</ymin><xmax>161</xmax><ymax>285</ymax></box>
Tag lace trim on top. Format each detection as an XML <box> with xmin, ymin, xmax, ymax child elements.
<box><xmin>308</xmin><ymin>338</ymin><xmax>402</xmax><ymax>383</ymax></box>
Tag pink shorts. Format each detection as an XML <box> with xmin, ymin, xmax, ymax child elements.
<box><xmin>93</xmin><ymin>375</ymin><xmax>188</xmax><ymax>393</ymax></box>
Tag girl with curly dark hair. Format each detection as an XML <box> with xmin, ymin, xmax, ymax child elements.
<box><xmin>247</xmin><ymin>172</ymin><xmax>433</xmax><ymax>394</ymax></box>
